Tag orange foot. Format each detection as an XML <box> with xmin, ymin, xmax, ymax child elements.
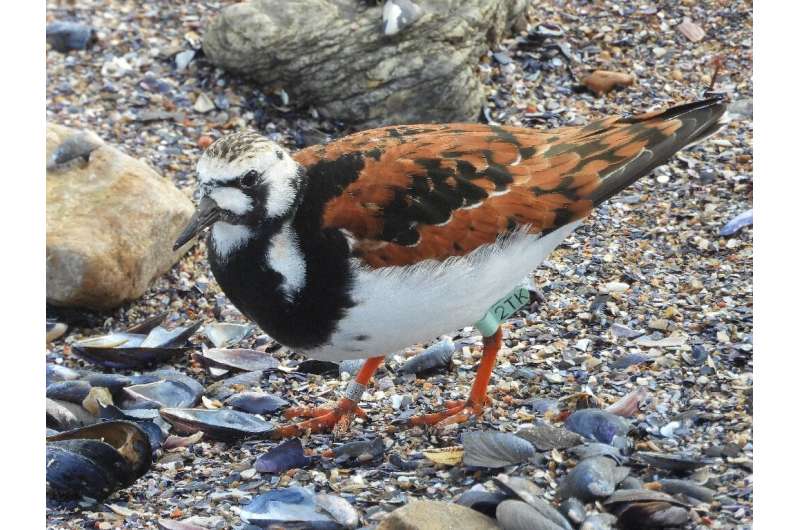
<box><xmin>269</xmin><ymin>398</ymin><xmax>366</xmax><ymax>439</ymax></box>
<box><xmin>405</xmin><ymin>397</ymin><xmax>493</xmax><ymax>428</ymax></box>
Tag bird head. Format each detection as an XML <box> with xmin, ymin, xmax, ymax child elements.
<box><xmin>173</xmin><ymin>131</ymin><xmax>304</xmax><ymax>251</ymax></box>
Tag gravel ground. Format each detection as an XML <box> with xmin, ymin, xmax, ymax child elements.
<box><xmin>46</xmin><ymin>0</ymin><xmax>753</xmax><ymax>528</ymax></box>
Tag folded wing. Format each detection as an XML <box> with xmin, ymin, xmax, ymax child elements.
<box><xmin>293</xmin><ymin>97</ymin><xmax>726</xmax><ymax>268</ymax></box>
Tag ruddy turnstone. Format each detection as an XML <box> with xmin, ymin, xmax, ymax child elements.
<box><xmin>174</xmin><ymin>96</ymin><xmax>727</xmax><ymax>438</ymax></box>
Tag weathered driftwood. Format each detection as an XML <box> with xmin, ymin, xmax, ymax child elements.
<box><xmin>203</xmin><ymin>0</ymin><xmax>530</xmax><ymax>128</ymax></box>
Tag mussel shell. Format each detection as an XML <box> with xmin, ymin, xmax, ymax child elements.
<box><xmin>565</xmin><ymin>409</ymin><xmax>630</xmax><ymax>447</ymax></box>
<box><xmin>72</xmin><ymin>345</ymin><xmax>190</xmax><ymax>370</ymax></box>
<box><xmin>46</xmin><ymin>380</ymin><xmax>92</xmax><ymax>404</ymax></box>
<box><xmin>455</xmin><ymin>489</ymin><xmax>509</xmax><ymax>518</ymax></box>
<box><xmin>122</xmin><ymin>380</ymin><xmax>200</xmax><ymax>409</ymax></box>
<box><xmin>516</xmin><ymin>421</ymin><xmax>583</xmax><ymax>451</ymax></box>
<box><xmin>558</xmin><ymin>497</ymin><xmax>586</xmax><ymax>525</ymax></box>
<box><xmin>314</xmin><ymin>494</ymin><xmax>359</xmax><ymax>530</ymax></box>
<box><xmin>160</xmin><ymin>408</ymin><xmax>273</xmax><ymax>441</ymax></box>
<box><xmin>225</xmin><ymin>392</ymin><xmax>289</xmax><ymax>414</ymax></box>
<box><xmin>140</xmin><ymin>321</ymin><xmax>201</xmax><ymax>348</ymax></box>
<box><xmin>603</xmin><ymin>488</ymin><xmax>687</xmax><ymax>508</ymax></box>
<box><xmin>205</xmin><ymin>371</ymin><xmax>266</xmax><ymax>400</ymax></box>
<box><xmin>100</xmin><ymin>403</ymin><xmax>161</xmax><ymax>422</ymax></box>
<box><xmin>47</xmin><ymin>398</ymin><xmax>97</xmax><ymax>430</ymax></box>
<box><xmin>494</xmin><ymin>475</ymin><xmax>571</xmax><ymax>530</ymax></box>
<box><xmin>496</xmin><ymin>500</ymin><xmax>566</xmax><ymax>530</ymax></box>
<box><xmin>127</xmin><ymin>313</ymin><xmax>168</xmax><ymax>334</ymax></box>
<box><xmin>570</xmin><ymin>443</ymin><xmax>624</xmax><ymax>464</ymax></box>
<box><xmin>83</xmin><ymin>373</ymin><xmax>135</xmax><ymax>394</ymax></box>
<box><xmin>657</xmin><ymin>479</ymin><xmax>715</xmax><ymax>503</ymax></box>
<box><xmin>255</xmin><ymin>438</ymin><xmax>311</xmax><ymax>474</ymax></box>
<box><xmin>614</xmin><ymin>501</ymin><xmax>689</xmax><ymax>529</ymax></box>
<box><xmin>204</xmin><ymin>322</ymin><xmax>252</xmax><ymax>348</ymax></box>
<box><xmin>398</xmin><ymin>338</ymin><xmax>454</xmax><ymax>376</ymax></box>
<box><xmin>239</xmin><ymin>487</ymin><xmax>342</xmax><ymax>529</ymax></box>
<box><xmin>145</xmin><ymin>369</ymin><xmax>204</xmax><ymax>397</ymax></box>
<box><xmin>332</xmin><ymin>437</ymin><xmax>385</xmax><ymax>465</ymax></box>
<box><xmin>46</xmin><ymin>421</ymin><xmax>152</xmax><ymax>500</ymax></box>
<box><xmin>463</xmin><ymin>431</ymin><xmax>534</xmax><ymax>468</ymax></box>
<box><xmin>557</xmin><ymin>456</ymin><xmax>629</xmax><ymax>502</ymax></box>
<box><xmin>199</xmin><ymin>348</ymin><xmax>279</xmax><ymax>372</ymax></box>
<box><xmin>633</xmin><ymin>451</ymin><xmax>712</xmax><ymax>473</ymax></box>
<box><xmin>46</xmin><ymin>364</ymin><xmax>82</xmax><ymax>386</ymax></box>
<box><xmin>47</xmin><ymin>421</ymin><xmax>152</xmax><ymax>479</ymax></box>
<box><xmin>46</xmin><ymin>441</ymin><xmax>126</xmax><ymax>500</ymax></box>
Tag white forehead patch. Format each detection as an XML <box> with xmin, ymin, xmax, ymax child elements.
<box><xmin>211</xmin><ymin>222</ymin><xmax>253</xmax><ymax>260</ymax></box>
<box><xmin>266</xmin><ymin>225</ymin><xmax>306</xmax><ymax>301</ymax></box>
<box><xmin>208</xmin><ymin>187</ymin><xmax>252</xmax><ymax>215</ymax></box>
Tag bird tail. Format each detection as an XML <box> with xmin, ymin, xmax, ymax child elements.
<box><xmin>586</xmin><ymin>95</ymin><xmax>728</xmax><ymax>208</ymax></box>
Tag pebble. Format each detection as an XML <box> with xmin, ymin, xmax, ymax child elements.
<box><xmin>194</xmin><ymin>93</ymin><xmax>216</xmax><ymax>113</ymax></box>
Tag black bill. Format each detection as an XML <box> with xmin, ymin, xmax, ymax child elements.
<box><xmin>173</xmin><ymin>196</ymin><xmax>220</xmax><ymax>251</ymax></box>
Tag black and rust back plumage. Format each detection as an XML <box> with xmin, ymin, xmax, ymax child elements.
<box><xmin>294</xmin><ymin>97</ymin><xmax>726</xmax><ymax>268</ymax></box>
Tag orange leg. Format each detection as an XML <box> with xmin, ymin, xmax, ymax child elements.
<box><xmin>407</xmin><ymin>329</ymin><xmax>503</xmax><ymax>427</ymax></box>
<box><xmin>270</xmin><ymin>356</ymin><xmax>384</xmax><ymax>439</ymax></box>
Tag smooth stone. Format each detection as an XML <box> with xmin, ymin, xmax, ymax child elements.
<box><xmin>46</xmin><ymin>123</ymin><xmax>193</xmax><ymax>309</ymax></box>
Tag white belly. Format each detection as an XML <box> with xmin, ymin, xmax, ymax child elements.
<box><xmin>303</xmin><ymin>221</ymin><xmax>581</xmax><ymax>361</ymax></box>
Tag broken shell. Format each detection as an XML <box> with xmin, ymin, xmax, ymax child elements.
<box><xmin>46</xmin><ymin>364</ymin><xmax>82</xmax><ymax>386</ymax></box>
<box><xmin>398</xmin><ymin>337</ymin><xmax>454</xmax><ymax>376</ymax></box>
<box><xmin>604</xmin><ymin>387</ymin><xmax>648</xmax><ymax>418</ymax></box>
<box><xmin>657</xmin><ymin>479</ymin><xmax>715</xmax><ymax>503</ymax></box>
<box><xmin>82</xmin><ymin>387</ymin><xmax>114</xmax><ymax>416</ymax></box>
<box><xmin>47</xmin><ymin>398</ymin><xmax>97</xmax><ymax>430</ymax></box>
<box><xmin>558</xmin><ymin>456</ymin><xmax>629</xmax><ymax>502</ymax></box>
<box><xmin>238</xmin><ymin>487</ymin><xmax>341</xmax><ymax>528</ymax></box>
<box><xmin>46</xmin><ymin>421</ymin><xmax>152</xmax><ymax>500</ymax></box>
<box><xmin>198</xmin><ymin>348</ymin><xmax>279</xmax><ymax>372</ymax></box>
<box><xmin>315</xmin><ymin>494</ymin><xmax>359</xmax><ymax>529</ymax></box>
<box><xmin>516</xmin><ymin>421</ymin><xmax>583</xmax><ymax>451</ymax></box>
<box><xmin>463</xmin><ymin>431</ymin><xmax>534</xmax><ymax>468</ymax></box>
<box><xmin>160</xmin><ymin>408</ymin><xmax>273</xmax><ymax>441</ymax></box>
<box><xmin>720</xmin><ymin>208</ymin><xmax>753</xmax><ymax>236</ymax></box>
<box><xmin>204</xmin><ymin>322</ymin><xmax>253</xmax><ymax>348</ymax></box>
<box><xmin>570</xmin><ymin>443</ymin><xmax>624</xmax><ymax>464</ymax></box>
<box><xmin>255</xmin><ymin>438</ymin><xmax>311</xmax><ymax>474</ymax></box>
<box><xmin>565</xmin><ymin>409</ymin><xmax>630</xmax><ymax>447</ymax></box>
<box><xmin>496</xmin><ymin>500</ymin><xmax>566</xmax><ymax>530</ymax></box>
<box><xmin>634</xmin><ymin>451</ymin><xmax>712</xmax><ymax>473</ymax></box>
<box><xmin>225</xmin><ymin>392</ymin><xmax>289</xmax><ymax>414</ymax></box>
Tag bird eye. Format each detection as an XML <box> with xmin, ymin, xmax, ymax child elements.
<box><xmin>240</xmin><ymin>170</ymin><xmax>259</xmax><ymax>188</ymax></box>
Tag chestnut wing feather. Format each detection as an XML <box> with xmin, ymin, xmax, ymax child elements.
<box><xmin>293</xmin><ymin>98</ymin><xmax>726</xmax><ymax>268</ymax></box>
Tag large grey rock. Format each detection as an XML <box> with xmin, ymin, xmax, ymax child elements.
<box><xmin>46</xmin><ymin>123</ymin><xmax>193</xmax><ymax>310</ymax></box>
<box><xmin>203</xmin><ymin>0</ymin><xmax>530</xmax><ymax>128</ymax></box>
<box><xmin>377</xmin><ymin>500</ymin><xmax>501</xmax><ymax>530</ymax></box>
